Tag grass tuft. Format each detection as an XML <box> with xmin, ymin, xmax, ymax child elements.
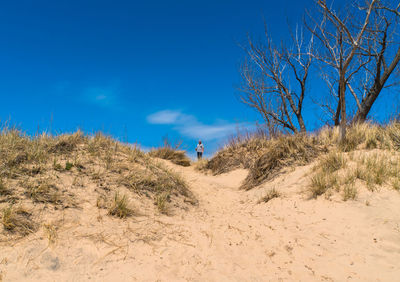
<box><xmin>43</xmin><ymin>223</ymin><xmax>58</xmax><ymax>246</ymax></box>
<box><xmin>1</xmin><ymin>205</ymin><xmax>37</xmax><ymax>236</ymax></box>
<box><xmin>154</xmin><ymin>192</ymin><xmax>170</xmax><ymax>214</ymax></box>
<box><xmin>343</xmin><ymin>184</ymin><xmax>358</xmax><ymax>201</ymax></box>
<box><xmin>107</xmin><ymin>192</ymin><xmax>134</xmax><ymax>218</ymax></box>
<box><xmin>309</xmin><ymin>171</ymin><xmax>338</xmax><ymax>198</ymax></box>
<box><xmin>319</xmin><ymin>151</ymin><xmax>346</xmax><ymax>173</ymax></box>
<box><xmin>258</xmin><ymin>188</ymin><xmax>281</xmax><ymax>203</ymax></box>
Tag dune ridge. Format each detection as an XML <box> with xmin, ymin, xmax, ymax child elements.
<box><xmin>1</xmin><ymin>125</ymin><xmax>400</xmax><ymax>281</ymax></box>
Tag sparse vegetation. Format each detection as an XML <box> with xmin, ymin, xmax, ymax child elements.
<box><xmin>23</xmin><ymin>177</ymin><xmax>62</xmax><ymax>204</ymax></box>
<box><xmin>258</xmin><ymin>188</ymin><xmax>280</xmax><ymax>203</ymax></box>
<box><xmin>107</xmin><ymin>192</ymin><xmax>134</xmax><ymax>218</ymax></box>
<box><xmin>343</xmin><ymin>184</ymin><xmax>358</xmax><ymax>201</ymax></box>
<box><xmin>155</xmin><ymin>192</ymin><xmax>170</xmax><ymax>214</ymax></box>
<box><xmin>0</xmin><ymin>124</ymin><xmax>196</xmax><ymax>240</ymax></box>
<box><xmin>208</xmin><ymin>122</ymin><xmax>400</xmax><ymax>191</ymax></box>
<box><xmin>65</xmin><ymin>162</ymin><xmax>73</xmax><ymax>171</ymax></box>
<box><xmin>1</xmin><ymin>205</ymin><xmax>37</xmax><ymax>236</ymax></box>
<box><xmin>392</xmin><ymin>179</ymin><xmax>400</xmax><ymax>191</ymax></box>
<box><xmin>241</xmin><ymin>134</ymin><xmax>324</xmax><ymax>190</ymax></box>
<box><xmin>194</xmin><ymin>159</ymin><xmax>209</xmax><ymax>173</ymax></box>
<box><xmin>206</xmin><ymin>129</ymin><xmax>271</xmax><ymax>174</ymax></box>
<box><xmin>149</xmin><ymin>147</ymin><xmax>191</xmax><ymax>167</ymax></box>
<box><xmin>307</xmin><ymin>145</ymin><xmax>400</xmax><ymax>199</ymax></box>
<box><xmin>43</xmin><ymin>223</ymin><xmax>58</xmax><ymax>246</ymax></box>
<box><xmin>0</xmin><ymin>178</ymin><xmax>11</xmax><ymax>197</ymax></box>
<box><xmin>309</xmin><ymin>171</ymin><xmax>338</xmax><ymax>198</ymax></box>
<box><xmin>149</xmin><ymin>138</ymin><xmax>191</xmax><ymax>167</ymax></box>
<box><xmin>319</xmin><ymin>151</ymin><xmax>346</xmax><ymax>173</ymax></box>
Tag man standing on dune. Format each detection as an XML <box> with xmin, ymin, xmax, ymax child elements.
<box><xmin>195</xmin><ymin>140</ymin><xmax>204</xmax><ymax>160</ymax></box>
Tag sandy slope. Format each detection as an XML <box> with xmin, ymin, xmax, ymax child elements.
<box><xmin>1</xmin><ymin>160</ymin><xmax>400</xmax><ymax>281</ymax></box>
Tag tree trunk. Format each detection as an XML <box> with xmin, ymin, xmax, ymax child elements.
<box><xmin>339</xmin><ymin>76</ymin><xmax>347</xmax><ymax>141</ymax></box>
<box><xmin>352</xmin><ymin>47</ymin><xmax>400</xmax><ymax>123</ymax></box>
<box><xmin>334</xmin><ymin>86</ymin><xmax>341</xmax><ymax>126</ymax></box>
<box><xmin>352</xmin><ymin>84</ymin><xmax>381</xmax><ymax>123</ymax></box>
<box><xmin>297</xmin><ymin>114</ymin><xmax>307</xmax><ymax>133</ymax></box>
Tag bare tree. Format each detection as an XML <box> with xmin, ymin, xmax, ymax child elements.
<box><xmin>241</xmin><ymin>0</ymin><xmax>399</xmax><ymax>136</ymax></box>
<box><xmin>307</xmin><ymin>0</ymin><xmax>377</xmax><ymax>140</ymax></box>
<box><xmin>350</xmin><ymin>1</ymin><xmax>400</xmax><ymax>123</ymax></box>
<box><xmin>239</xmin><ymin>26</ymin><xmax>313</xmax><ymax>134</ymax></box>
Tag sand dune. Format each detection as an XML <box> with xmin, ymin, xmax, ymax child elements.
<box><xmin>1</xmin><ymin>158</ymin><xmax>399</xmax><ymax>281</ymax></box>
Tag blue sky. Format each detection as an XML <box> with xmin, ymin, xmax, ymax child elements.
<box><xmin>0</xmin><ymin>0</ymin><xmax>396</xmax><ymax>157</ymax></box>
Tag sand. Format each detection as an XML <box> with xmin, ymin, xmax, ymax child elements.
<box><xmin>1</xmin><ymin>160</ymin><xmax>400</xmax><ymax>281</ymax></box>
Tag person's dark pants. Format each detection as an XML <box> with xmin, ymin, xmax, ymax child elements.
<box><xmin>197</xmin><ymin>152</ymin><xmax>203</xmax><ymax>160</ymax></box>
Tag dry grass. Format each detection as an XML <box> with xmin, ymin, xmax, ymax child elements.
<box><xmin>107</xmin><ymin>192</ymin><xmax>134</xmax><ymax>218</ymax></box>
<box><xmin>0</xmin><ymin>178</ymin><xmax>11</xmax><ymax>197</ymax></box>
<box><xmin>208</xmin><ymin>121</ymin><xmax>400</xmax><ymax>190</ymax></box>
<box><xmin>319</xmin><ymin>150</ymin><xmax>347</xmax><ymax>173</ymax></box>
<box><xmin>193</xmin><ymin>159</ymin><xmax>209</xmax><ymax>173</ymax></box>
<box><xmin>309</xmin><ymin>171</ymin><xmax>339</xmax><ymax>198</ymax></box>
<box><xmin>43</xmin><ymin>223</ymin><xmax>58</xmax><ymax>246</ymax></box>
<box><xmin>207</xmin><ymin>130</ymin><xmax>271</xmax><ymax>174</ymax></box>
<box><xmin>0</xmin><ymin>123</ymin><xmax>196</xmax><ymax>239</ymax></box>
<box><xmin>242</xmin><ymin>134</ymin><xmax>325</xmax><ymax>190</ymax></box>
<box><xmin>352</xmin><ymin>152</ymin><xmax>400</xmax><ymax>191</ymax></box>
<box><xmin>23</xmin><ymin>177</ymin><xmax>62</xmax><ymax>204</ymax></box>
<box><xmin>258</xmin><ymin>188</ymin><xmax>281</xmax><ymax>203</ymax></box>
<box><xmin>1</xmin><ymin>205</ymin><xmax>37</xmax><ymax>236</ymax></box>
<box><xmin>343</xmin><ymin>184</ymin><xmax>358</xmax><ymax>201</ymax></box>
<box><xmin>120</xmin><ymin>160</ymin><xmax>192</xmax><ymax>196</ymax></box>
<box><xmin>308</xmin><ymin>149</ymin><xmax>400</xmax><ymax>199</ymax></box>
<box><xmin>154</xmin><ymin>192</ymin><xmax>170</xmax><ymax>214</ymax></box>
<box><xmin>148</xmin><ymin>138</ymin><xmax>191</xmax><ymax>167</ymax></box>
<box><xmin>149</xmin><ymin>147</ymin><xmax>191</xmax><ymax>167</ymax></box>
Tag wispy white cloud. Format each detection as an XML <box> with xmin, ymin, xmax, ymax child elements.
<box><xmin>147</xmin><ymin>110</ymin><xmax>186</xmax><ymax>125</ymax></box>
<box><xmin>84</xmin><ymin>86</ymin><xmax>118</xmax><ymax>107</ymax></box>
<box><xmin>147</xmin><ymin>110</ymin><xmax>250</xmax><ymax>141</ymax></box>
<box><xmin>179</xmin><ymin>123</ymin><xmax>240</xmax><ymax>140</ymax></box>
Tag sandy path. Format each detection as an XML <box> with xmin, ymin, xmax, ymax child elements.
<box><xmin>1</xmin><ymin>162</ymin><xmax>400</xmax><ymax>281</ymax></box>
